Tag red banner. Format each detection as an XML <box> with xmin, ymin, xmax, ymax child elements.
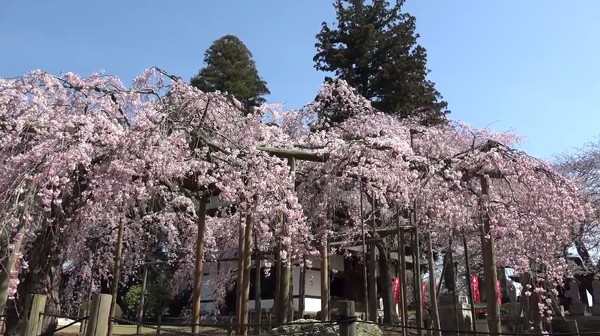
<box><xmin>393</xmin><ymin>278</ymin><xmax>401</xmax><ymax>304</ymax></box>
<box><xmin>471</xmin><ymin>275</ymin><xmax>480</xmax><ymax>303</ymax></box>
<box><xmin>422</xmin><ymin>282</ymin><xmax>427</xmax><ymax>309</ymax></box>
<box><xmin>496</xmin><ymin>280</ymin><xmax>502</xmax><ymax>306</ymax></box>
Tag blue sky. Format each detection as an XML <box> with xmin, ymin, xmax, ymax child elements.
<box><xmin>1</xmin><ymin>1</ymin><xmax>599</xmax><ymax>160</ymax></box>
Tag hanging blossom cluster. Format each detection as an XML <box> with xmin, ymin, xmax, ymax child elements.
<box><xmin>0</xmin><ymin>69</ymin><xmax>591</xmax><ymax>312</ymax></box>
<box><xmin>0</xmin><ymin>69</ymin><xmax>311</xmax><ymax>306</ymax></box>
<box><xmin>286</xmin><ymin>79</ymin><xmax>590</xmax><ymax>280</ymax></box>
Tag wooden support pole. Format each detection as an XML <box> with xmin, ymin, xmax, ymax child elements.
<box><xmin>480</xmin><ymin>176</ymin><xmax>501</xmax><ymax>334</ymax></box>
<box><xmin>22</xmin><ymin>294</ymin><xmax>46</xmax><ymax>336</ymax></box>
<box><xmin>426</xmin><ymin>232</ymin><xmax>442</xmax><ymax>336</ymax></box>
<box><xmin>287</xmin><ymin>157</ymin><xmax>296</xmax><ymax>322</ymax></box>
<box><xmin>236</xmin><ymin>214</ymin><xmax>245</xmax><ymax>334</ymax></box>
<box><xmin>277</xmin><ymin>245</ymin><xmax>291</xmax><ymax>324</ymax></box>
<box><xmin>191</xmin><ymin>197</ymin><xmax>208</xmax><ymax>335</ymax></box>
<box><xmin>288</xmin><ymin>255</ymin><xmax>294</xmax><ymax>322</ymax></box>
<box><xmin>240</xmin><ymin>214</ymin><xmax>253</xmax><ymax>336</ymax></box>
<box><xmin>320</xmin><ymin>241</ymin><xmax>330</xmax><ymax>321</ymax></box>
<box><xmin>359</xmin><ymin>183</ymin><xmax>369</xmax><ymax>320</ymax></box>
<box><xmin>298</xmin><ymin>255</ymin><xmax>306</xmax><ymax>318</ymax></box>
<box><xmin>338</xmin><ymin>301</ymin><xmax>356</xmax><ymax>336</ymax></box>
<box><xmin>136</xmin><ymin>264</ymin><xmax>149</xmax><ymax>335</ymax></box>
<box><xmin>463</xmin><ymin>233</ymin><xmax>477</xmax><ymax>332</ymax></box>
<box><xmin>107</xmin><ymin>218</ymin><xmax>125</xmax><ymax>336</ymax></box>
<box><xmin>367</xmin><ymin>197</ymin><xmax>378</xmax><ymax>322</ymax></box>
<box><xmin>86</xmin><ymin>294</ymin><xmax>111</xmax><ymax>336</ymax></box>
<box><xmin>399</xmin><ymin>226</ymin><xmax>408</xmax><ymax>332</ymax></box>
<box><xmin>274</xmin><ymin>240</ymin><xmax>282</xmax><ymax>322</ymax></box>
<box><xmin>254</xmin><ymin>239</ymin><xmax>262</xmax><ymax>334</ymax></box>
<box><xmin>412</xmin><ymin>206</ymin><xmax>423</xmax><ymax>336</ymax></box>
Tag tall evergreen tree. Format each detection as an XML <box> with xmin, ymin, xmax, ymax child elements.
<box><xmin>191</xmin><ymin>35</ymin><xmax>270</xmax><ymax>112</ymax></box>
<box><xmin>314</xmin><ymin>0</ymin><xmax>449</xmax><ymax>123</ymax></box>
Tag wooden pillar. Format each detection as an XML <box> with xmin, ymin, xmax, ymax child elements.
<box><xmin>359</xmin><ymin>183</ymin><xmax>369</xmax><ymax>320</ymax></box>
<box><xmin>240</xmin><ymin>214</ymin><xmax>253</xmax><ymax>336</ymax></box>
<box><xmin>236</xmin><ymin>214</ymin><xmax>245</xmax><ymax>333</ymax></box>
<box><xmin>136</xmin><ymin>264</ymin><xmax>149</xmax><ymax>335</ymax></box>
<box><xmin>298</xmin><ymin>255</ymin><xmax>306</xmax><ymax>318</ymax></box>
<box><xmin>480</xmin><ymin>176</ymin><xmax>501</xmax><ymax>334</ymax></box>
<box><xmin>274</xmin><ymin>241</ymin><xmax>282</xmax><ymax>322</ymax></box>
<box><xmin>191</xmin><ymin>197</ymin><xmax>208</xmax><ymax>335</ymax></box>
<box><xmin>288</xmin><ymin>256</ymin><xmax>294</xmax><ymax>322</ymax></box>
<box><xmin>338</xmin><ymin>301</ymin><xmax>356</xmax><ymax>336</ymax></box>
<box><xmin>86</xmin><ymin>294</ymin><xmax>111</xmax><ymax>336</ymax></box>
<box><xmin>254</xmin><ymin>243</ymin><xmax>262</xmax><ymax>333</ymax></box>
<box><xmin>287</xmin><ymin>157</ymin><xmax>296</xmax><ymax>322</ymax></box>
<box><xmin>413</xmin><ymin>208</ymin><xmax>423</xmax><ymax>336</ymax></box>
<box><xmin>320</xmin><ymin>242</ymin><xmax>330</xmax><ymax>321</ymax></box>
<box><xmin>367</xmin><ymin>197</ymin><xmax>378</xmax><ymax>322</ymax></box>
<box><xmin>107</xmin><ymin>218</ymin><xmax>125</xmax><ymax>336</ymax></box>
<box><xmin>463</xmin><ymin>234</ymin><xmax>477</xmax><ymax>332</ymax></box>
<box><xmin>426</xmin><ymin>233</ymin><xmax>442</xmax><ymax>336</ymax></box>
<box><xmin>21</xmin><ymin>294</ymin><xmax>46</xmax><ymax>336</ymax></box>
<box><xmin>399</xmin><ymin>227</ymin><xmax>408</xmax><ymax>331</ymax></box>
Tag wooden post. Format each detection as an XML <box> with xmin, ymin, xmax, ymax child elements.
<box><xmin>192</xmin><ymin>197</ymin><xmax>208</xmax><ymax>335</ymax></box>
<box><xmin>426</xmin><ymin>233</ymin><xmax>442</xmax><ymax>336</ymax></box>
<box><xmin>156</xmin><ymin>314</ymin><xmax>162</xmax><ymax>335</ymax></box>
<box><xmin>254</xmin><ymin>241</ymin><xmax>262</xmax><ymax>334</ymax></box>
<box><xmin>397</xmin><ymin>210</ymin><xmax>408</xmax><ymax>334</ymax></box>
<box><xmin>288</xmin><ymin>157</ymin><xmax>296</xmax><ymax>323</ymax></box>
<box><xmin>107</xmin><ymin>218</ymin><xmax>125</xmax><ymax>336</ymax></box>
<box><xmin>299</xmin><ymin>255</ymin><xmax>306</xmax><ymax>318</ymax></box>
<box><xmin>338</xmin><ymin>301</ymin><xmax>356</xmax><ymax>336</ymax></box>
<box><xmin>367</xmin><ymin>197</ymin><xmax>378</xmax><ymax>322</ymax></box>
<box><xmin>276</xmin><ymin>233</ymin><xmax>291</xmax><ymax>324</ymax></box>
<box><xmin>85</xmin><ymin>294</ymin><xmax>111</xmax><ymax>336</ymax></box>
<box><xmin>399</xmin><ymin>226</ymin><xmax>408</xmax><ymax>331</ymax></box>
<box><xmin>236</xmin><ymin>214</ymin><xmax>245</xmax><ymax>333</ymax></box>
<box><xmin>359</xmin><ymin>183</ymin><xmax>369</xmax><ymax>320</ymax></box>
<box><xmin>240</xmin><ymin>214</ymin><xmax>253</xmax><ymax>336</ymax></box>
<box><xmin>274</xmin><ymin>241</ymin><xmax>282</xmax><ymax>322</ymax></box>
<box><xmin>21</xmin><ymin>294</ymin><xmax>46</xmax><ymax>336</ymax></box>
<box><xmin>276</xmin><ymin>158</ymin><xmax>295</xmax><ymax>324</ymax></box>
<box><xmin>136</xmin><ymin>263</ymin><xmax>149</xmax><ymax>335</ymax></box>
<box><xmin>463</xmin><ymin>233</ymin><xmax>477</xmax><ymax>332</ymax></box>
<box><xmin>413</xmin><ymin>206</ymin><xmax>423</xmax><ymax>336</ymax></box>
<box><xmin>321</xmin><ymin>241</ymin><xmax>330</xmax><ymax>321</ymax></box>
<box><xmin>277</xmin><ymin>238</ymin><xmax>290</xmax><ymax>324</ymax></box>
<box><xmin>480</xmin><ymin>176</ymin><xmax>501</xmax><ymax>334</ymax></box>
<box><xmin>288</xmin><ymin>256</ymin><xmax>294</xmax><ymax>322</ymax></box>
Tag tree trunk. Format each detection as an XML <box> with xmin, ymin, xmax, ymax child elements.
<box><xmin>0</xmin><ymin>228</ymin><xmax>26</xmax><ymax>316</ymax></box>
<box><xmin>376</xmin><ymin>243</ymin><xmax>398</xmax><ymax>324</ymax></box>
<box><xmin>6</xmin><ymin>224</ymin><xmax>63</xmax><ymax>336</ymax></box>
<box><xmin>480</xmin><ymin>176</ymin><xmax>501</xmax><ymax>334</ymax></box>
